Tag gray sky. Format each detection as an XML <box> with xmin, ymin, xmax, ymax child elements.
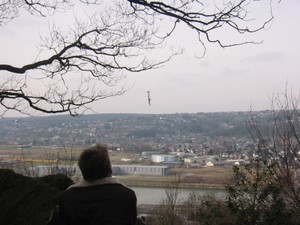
<box><xmin>1</xmin><ymin>0</ymin><xmax>300</xmax><ymax>116</ymax></box>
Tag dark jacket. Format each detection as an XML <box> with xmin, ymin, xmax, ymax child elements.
<box><xmin>51</xmin><ymin>177</ymin><xmax>137</xmax><ymax>225</ymax></box>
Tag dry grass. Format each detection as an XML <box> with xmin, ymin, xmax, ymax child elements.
<box><xmin>174</xmin><ymin>166</ymin><xmax>234</xmax><ymax>187</ymax></box>
<box><xmin>118</xmin><ymin>166</ymin><xmax>233</xmax><ymax>189</ymax></box>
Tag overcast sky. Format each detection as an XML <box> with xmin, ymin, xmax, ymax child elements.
<box><xmin>1</xmin><ymin>0</ymin><xmax>300</xmax><ymax>116</ymax></box>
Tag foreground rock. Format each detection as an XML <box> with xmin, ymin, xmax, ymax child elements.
<box><xmin>0</xmin><ymin>169</ymin><xmax>73</xmax><ymax>225</ymax></box>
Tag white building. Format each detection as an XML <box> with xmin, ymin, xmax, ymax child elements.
<box><xmin>151</xmin><ymin>154</ymin><xmax>175</xmax><ymax>163</ymax></box>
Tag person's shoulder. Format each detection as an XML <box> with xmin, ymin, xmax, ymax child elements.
<box><xmin>119</xmin><ymin>183</ymin><xmax>135</xmax><ymax>192</ymax></box>
<box><xmin>117</xmin><ymin>183</ymin><xmax>136</xmax><ymax>197</ymax></box>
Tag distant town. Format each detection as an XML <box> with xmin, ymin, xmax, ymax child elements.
<box><xmin>0</xmin><ymin>111</ymin><xmax>273</xmax><ymax>173</ymax></box>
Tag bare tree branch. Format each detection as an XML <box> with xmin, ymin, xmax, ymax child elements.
<box><xmin>0</xmin><ymin>0</ymin><xmax>276</xmax><ymax>116</ymax></box>
<box><xmin>127</xmin><ymin>0</ymin><xmax>274</xmax><ymax>47</ymax></box>
<box><xmin>0</xmin><ymin>0</ymin><xmax>73</xmax><ymax>26</ymax></box>
<box><xmin>246</xmin><ymin>87</ymin><xmax>300</xmax><ymax>213</ymax></box>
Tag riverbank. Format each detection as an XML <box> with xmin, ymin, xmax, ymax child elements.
<box><xmin>132</xmin><ymin>186</ymin><xmax>226</xmax><ymax>205</ymax></box>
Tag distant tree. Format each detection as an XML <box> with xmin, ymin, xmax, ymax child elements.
<box><xmin>0</xmin><ymin>0</ymin><xmax>275</xmax><ymax>116</ymax></box>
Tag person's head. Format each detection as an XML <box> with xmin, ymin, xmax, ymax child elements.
<box><xmin>78</xmin><ymin>144</ymin><xmax>112</xmax><ymax>182</ymax></box>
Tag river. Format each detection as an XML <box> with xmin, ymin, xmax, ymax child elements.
<box><xmin>130</xmin><ymin>186</ymin><xmax>226</xmax><ymax>205</ymax></box>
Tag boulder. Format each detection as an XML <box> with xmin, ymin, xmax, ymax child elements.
<box><xmin>0</xmin><ymin>169</ymin><xmax>73</xmax><ymax>225</ymax></box>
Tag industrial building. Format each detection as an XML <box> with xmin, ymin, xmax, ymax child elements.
<box><xmin>32</xmin><ymin>165</ymin><xmax>77</xmax><ymax>177</ymax></box>
<box><xmin>112</xmin><ymin>165</ymin><xmax>170</xmax><ymax>176</ymax></box>
<box><xmin>32</xmin><ymin>164</ymin><xmax>171</xmax><ymax>177</ymax></box>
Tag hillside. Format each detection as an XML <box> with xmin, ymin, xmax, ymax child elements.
<box><xmin>0</xmin><ymin>111</ymin><xmax>272</xmax><ymax>152</ymax></box>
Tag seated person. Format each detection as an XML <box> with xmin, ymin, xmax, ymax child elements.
<box><xmin>48</xmin><ymin>144</ymin><xmax>137</xmax><ymax>225</ymax></box>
